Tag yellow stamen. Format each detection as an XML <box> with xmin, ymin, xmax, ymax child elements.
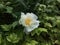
<box><xmin>25</xmin><ymin>18</ymin><xmax>31</xmax><ymax>25</ymax></box>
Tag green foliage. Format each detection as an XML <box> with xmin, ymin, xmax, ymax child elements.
<box><xmin>23</xmin><ymin>40</ymin><xmax>38</xmax><ymax>45</ymax></box>
<box><xmin>0</xmin><ymin>25</ymin><xmax>11</xmax><ymax>31</ymax></box>
<box><xmin>0</xmin><ymin>34</ymin><xmax>3</xmax><ymax>44</ymax></box>
<box><xmin>31</xmin><ymin>28</ymin><xmax>48</xmax><ymax>36</ymax></box>
<box><xmin>6</xmin><ymin>33</ymin><xmax>20</xmax><ymax>43</ymax></box>
<box><xmin>56</xmin><ymin>20</ymin><xmax>60</xmax><ymax>28</ymax></box>
<box><xmin>6</xmin><ymin>6</ymin><xmax>13</xmax><ymax>13</ymax></box>
<box><xmin>0</xmin><ymin>0</ymin><xmax>60</xmax><ymax>45</ymax></box>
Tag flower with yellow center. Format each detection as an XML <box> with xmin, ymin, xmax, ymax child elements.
<box><xmin>25</xmin><ymin>18</ymin><xmax>31</xmax><ymax>26</ymax></box>
<box><xmin>19</xmin><ymin>12</ymin><xmax>40</xmax><ymax>34</ymax></box>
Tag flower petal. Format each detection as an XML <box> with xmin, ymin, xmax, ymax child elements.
<box><xmin>21</xmin><ymin>12</ymin><xmax>26</xmax><ymax>19</ymax></box>
<box><xmin>24</xmin><ymin>27</ymin><xmax>33</xmax><ymax>34</ymax></box>
<box><xmin>26</xmin><ymin>13</ymin><xmax>38</xmax><ymax>20</ymax></box>
<box><xmin>24</xmin><ymin>20</ymin><xmax>40</xmax><ymax>34</ymax></box>
<box><xmin>19</xmin><ymin>12</ymin><xmax>26</xmax><ymax>26</ymax></box>
<box><xmin>31</xmin><ymin>20</ymin><xmax>40</xmax><ymax>29</ymax></box>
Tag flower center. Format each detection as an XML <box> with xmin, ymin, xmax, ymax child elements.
<box><xmin>25</xmin><ymin>18</ymin><xmax>31</xmax><ymax>25</ymax></box>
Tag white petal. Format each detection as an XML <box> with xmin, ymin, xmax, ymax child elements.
<box><xmin>21</xmin><ymin>12</ymin><xmax>26</xmax><ymax>19</ymax></box>
<box><xmin>24</xmin><ymin>28</ymin><xmax>31</xmax><ymax>34</ymax></box>
<box><xmin>19</xmin><ymin>12</ymin><xmax>26</xmax><ymax>26</ymax></box>
<box><xmin>24</xmin><ymin>27</ymin><xmax>33</xmax><ymax>34</ymax></box>
<box><xmin>31</xmin><ymin>13</ymin><xmax>38</xmax><ymax>20</ymax></box>
<box><xmin>24</xmin><ymin>20</ymin><xmax>40</xmax><ymax>34</ymax></box>
<box><xmin>26</xmin><ymin>13</ymin><xmax>38</xmax><ymax>20</ymax></box>
<box><xmin>31</xmin><ymin>20</ymin><xmax>40</xmax><ymax>29</ymax></box>
<box><xmin>21</xmin><ymin>12</ymin><xmax>25</xmax><ymax>16</ymax></box>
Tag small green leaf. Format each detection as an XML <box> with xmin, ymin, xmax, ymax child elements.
<box><xmin>6</xmin><ymin>6</ymin><xmax>13</xmax><ymax>13</ymax></box>
<box><xmin>31</xmin><ymin>40</ymin><xmax>38</xmax><ymax>45</ymax></box>
<box><xmin>0</xmin><ymin>4</ymin><xmax>4</xmax><ymax>9</ymax></box>
<box><xmin>23</xmin><ymin>40</ymin><xmax>38</xmax><ymax>45</ymax></box>
<box><xmin>6</xmin><ymin>33</ymin><xmax>20</xmax><ymax>43</ymax></box>
<box><xmin>31</xmin><ymin>28</ymin><xmax>48</xmax><ymax>36</ymax></box>
<box><xmin>11</xmin><ymin>21</ymin><xmax>18</xmax><ymax>29</ymax></box>
<box><xmin>1</xmin><ymin>25</ymin><xmax>11</xmax><ymax>31</ymax></box>
<box><xmin>25</xmin><ymin>43</ymin><xmax>31</xmax><ymax>45</ymax></box>
<box><xmin>44</xmin><ymin>23</ymin><xmax>52</xmax><ymax>28</ymax></box>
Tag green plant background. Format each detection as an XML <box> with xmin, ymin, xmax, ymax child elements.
<box><xmin>0</xmin><ymin>0</ymin><xmax>60</xmax><ymax>45</ymax></box>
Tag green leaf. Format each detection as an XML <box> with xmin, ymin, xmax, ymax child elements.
<box><xmin>11</xmin><ymin>21</ymin><xmax>18</xmax><ymax>29</ymax></box>
<box><xmin>23</xmin><ymin>40</ymin><xmax>38</xmax><ymax>45</ymax></box>
<box><xmin>6</xmin><ymin>33</ymin><xmax>20</xmax><ymax>43</ymax></box>
<box><xmin>0</xmin><ymin>4</ymin><xmax>4</xmax><ymax>9</ymax></box>
<box><xmin>56</xmin><ymin>20</ymin><xmax>60</xmax><ymax>29</ymax></box>
<box><xmin>57</xmin><ymin>0</ymin><xmax>60</xmax><ymax>3</ymax></box>
<box><xmin>25</xmin><ymin>43</ymin><xmax>31</xmax><ymax>45</ymax></box>
<box><xmin>31</xmin><ymin>28</ymin><xmax>48</xmax><ymax>36</ymax></box>
<box><xmin>0</xmin><ymin>25</ymin><xmax>11</xmax><ymax>31</ymax></box>
<box><xmin>6</xmin><ymin>6</ymin><xmax>13</xmax><ymax>13</ymax></box>
<box><xmin>44</xmin><ymin>23</ymin><xmax>52</xmax><ymax>28</ymax></box>
<box><xmin>51</xmin><ymin>28</ymin><xmax>60</xmax><ymax>33</ymax></box>
<box><xmin>31</xmin><ymin>40</ymin><xmax>38</xmax><ymax>45</ymax></box>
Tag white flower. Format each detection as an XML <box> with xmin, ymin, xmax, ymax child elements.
<box><xmin>19</xmin><ymin>12</ymin><xmax>40</xmax><ymax>34</ymax></box>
